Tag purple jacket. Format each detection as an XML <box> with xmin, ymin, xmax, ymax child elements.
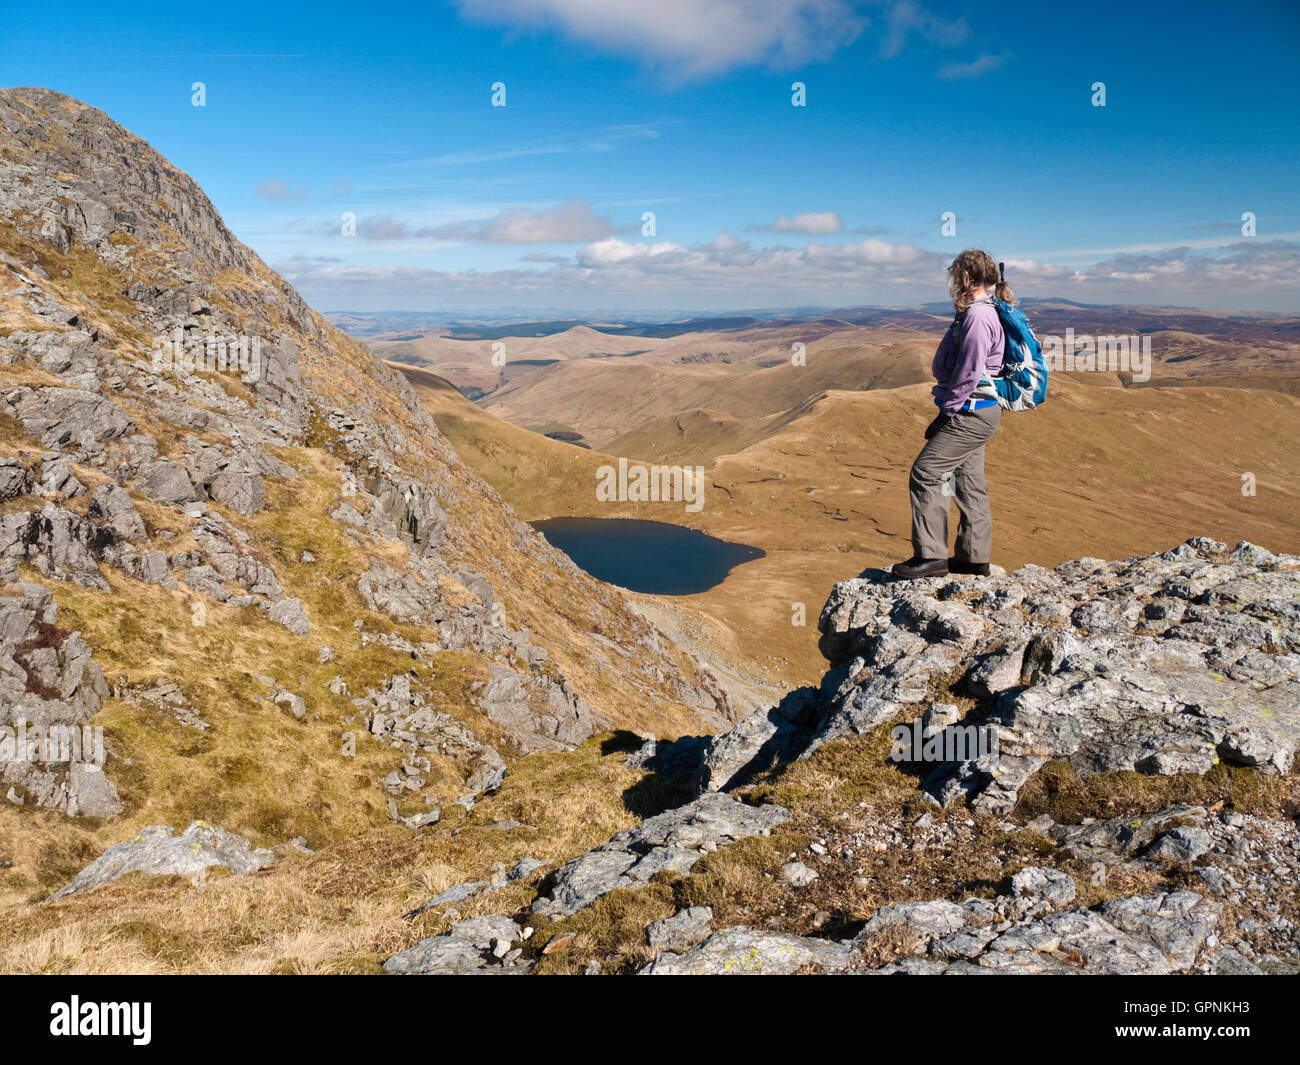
<box><xmin>931</xmin><ymin>299</ymin><xmax>1004</xmax><ymax>415</ymax></box>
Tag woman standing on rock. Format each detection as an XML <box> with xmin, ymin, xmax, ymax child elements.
<box><xmin>893</xmin><ymin>249</ymin><xmax>1011</xmax><ymax>580</ymax></box>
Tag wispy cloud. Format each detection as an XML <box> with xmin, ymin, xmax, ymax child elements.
<box><xmin>399</xmin><ymin>124</ymin><xmax>663</xmax><ymax>168</ymax></box>
<box><xmin>253</xmin><ymin>179</ymin><xmax>311</xmax><ymax>204</ymax></box>
<box><xmin>333</xmin><ymin>201</ymin><xmax>623</xmax><ymax>243</ymax></box>
<box><xmin>877</xmin><ymin>0</ymin><xmax>968</xmax><ymax>58</ymax></box>
<box><xmin>936</xmin><ymin>52</ymin><xmax>1007</xmax><ymax>79</ymax></box>
<box><xmin>424</xmin><ymin>201</ymin><xmax>621</xmax><ymax>243</ymax></box>
<box><xmin>1012</xmin><ymin>232</ymin><xmax>1300</xmax><ymax>260</ymax></box>
<box><xmin>748</xmin><ymin>211</ymin><xmax>844</xmax><ymax>235</ymax></box>
<box><xmin>355</xmin><ymin>215</ymin><xmax>414</xmax><ymax>241</ymax></box>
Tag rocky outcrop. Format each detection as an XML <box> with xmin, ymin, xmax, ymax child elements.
<box><xmin>382</xmin><ymin>794</ymin><xmax>790</xmax><ymax>974</ymax></box>
<box><xmin>88</xmin><ymin>483</ymin><xmax>145</xmax><ymax>540</ymax></box>
<box><xmin>52</xmin><ymin>820</ymin><xmax>274</xmax><ymax>897</ymax></box>
<box><xmin>477</xmin><ymin>665</ymin><xmax>596</xmax><ymax>754</ymax></box>
<box><xmin>0</xmin><ymin>506</ymin><xmax>118</xmax><ymax>589</ymax></box>
<box><xmin>0</xmin><ymin>458</ymin><xmax>34</xmax><ymax>501</ymax></box>
<box><xmin>207</xmin><ymin>467</ymin><xmax>265</xmax><ymax>515</ymax></box>
<box><xmin>362</xmin><ymin>464</ymin><xmax>447</xmax><ymax>555</ymax></box>
<box><xmin>642</xmin><ymin>926</ymin><xmax>855</xmax><ymax>975</ymax></box>
<box><xmin>533</xmin><ymin>793</ymin><xmax>790</xmax><ymax>918</ymax></box>
<box><xmin>639</xmin><ymin>872</ymin><xmax>1226</xmax><ymax>976</ymax></box>
<box><xmin>384</xmin><ymin>914</ymin><xmax>532</xmax><ymax>975</ymax></box>
<box><xmin>137</xmin><ymin>459</ymin><xmax>196</xmax><ymax>505</ymax></box>
<box><xmin>377</xmin><ymin>761</ymin><xmax>1300</xmax><ymax>977</ymax></box>
<box><xmin>698</xmin><ymin>538</ymin><xmax>1300</xmax><ymax>813</ymax></box>
<box><xmin>0</xmin><ymin>581</ymin><xmax>118</xmax><ymax>817</ymax></box>
<box><xmin>1</xmin><ymin>386</ymin><xmax>135</xmax><ymax>452</ymax></box>
<box><xmin>361</xmin><ymin>671</ymin><xmax>506</xmax><ymax>816</ymax></box>
<box><xmin>850</xmin><ymin>878</ymin><xmax>1223</xmax><ymax>975</ymax></box>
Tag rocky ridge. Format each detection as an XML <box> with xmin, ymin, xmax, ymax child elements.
<box><xmin>698</xmin><ymin>537</ymin><xmax>1299</xmax><ymax>806</ymax></box>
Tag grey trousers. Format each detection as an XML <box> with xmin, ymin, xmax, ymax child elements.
<box><xmin>909</xmin><ymin>405</ymin><xmax>1002</xmax><ymax>562</ymax></box>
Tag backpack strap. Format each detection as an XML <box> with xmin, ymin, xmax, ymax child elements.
<box><xmin>951</xmin><ymin>296</ymin><xmax>995</xmax><ymax>340</ymax></box>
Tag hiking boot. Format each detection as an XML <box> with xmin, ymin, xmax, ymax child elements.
<box><xmin>948</xmin><ymin>558</ymin><xmax>991</xmax><ymax>576</ymax></box>
<box><xmin>891</xmin><ymin>556</ymin><xmax>949</xmax><ymax>580</ymax></box>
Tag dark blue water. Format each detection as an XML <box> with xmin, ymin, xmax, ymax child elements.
<box><xmin>532</xmin><ymin>517</ymin><xmax>764</xmax><ymax>595</ymax></box>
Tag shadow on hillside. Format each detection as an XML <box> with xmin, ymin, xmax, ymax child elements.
<box><xmin>609</xmin><ymin>730</ymin><xmax>711</xmax><ymax>819</ymax></box>
<box><xmin>599</xmin><ymin>731</ymin><xmax>646</xmax><ymax>756</ymax></box>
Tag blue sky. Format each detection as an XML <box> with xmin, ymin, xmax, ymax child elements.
<box><xmin>6</xmin><ymin>0</ymin><xmax>1300</xmax><ymax>312</ymax></box>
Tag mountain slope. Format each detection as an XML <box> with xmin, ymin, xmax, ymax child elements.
<box><xmin>0</xmin><ymin>86</ymin><xmax>732</xmax><ymax>907</ymax></box>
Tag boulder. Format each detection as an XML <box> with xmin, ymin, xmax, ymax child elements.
<box><xmin>88</xmin><ymin>483</ymin><xmax>145</xmax><ymax>540</ymax></box>
<box><xmin>641</xmin><ymin>927</ymin><xmax>853</xmax><ymax>975</ymax></box>
<box><xmin>534</xmin><ymin>793</ymin><xmax>790</xmax><ymax>918</ymax></box>
<box><xmin>384</xmin><ymin>914</ymin><xmax>527</xmax><ymax>975</ymax></box>
<box><xmin>646</xmin><ymin>907</ymin><xmax>714</xmax><ymax>951</ymax></box>
<box><xmin>267</xmin><ymin>597</ymin><xmax>310</xmax><ymax>636</ymax></box>
<box><xmin>52</xmin><ymin>820</ymin><xmax>273</xmax><ymax>897</ymax></box>
<box><xmin>138</xmin><ymin>460</ymin><xmax>196</xmax><ymax>504</ymax></box>
<box><xmin>208</xmin><ymin>468</ymin><xmax>265</xmax><ymax>515</ymax></box>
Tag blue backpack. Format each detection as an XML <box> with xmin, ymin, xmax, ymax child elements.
<box><xmin>965</xmin><ymin>297</ymin><xmax>1049</xmax><ymax>411</ymax></box>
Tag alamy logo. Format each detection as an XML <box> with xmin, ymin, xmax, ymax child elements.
<box><xmin>595</xmin><ymin>457</ymin><xmax>705</xmax><ymax>513</ymax></box>
<box><xmin>0</xmin><ymin>721</ymin><xmax>105</xmax><ymax>765</ymax></box>
<box><xmin>150</xmin><ymin>329</ymin><xmax>261</xmax><ymax>379</ymax></box>
<box><xmin>890</xmin><ymin>717</ymin><xmax>999</xmax><ymax>765</ymax></box>
<box><xmin>49</xmin><ymin>997</ymin><xmax>151</xmax><ymax>1045</ymax></box>
<box><xmin>1040</xmin><ymin>329</ymin><xmax>1152</xmax><ymax>382</ymax></box>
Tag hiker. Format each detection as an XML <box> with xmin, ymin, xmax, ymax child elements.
<box><xmin>893</xmin><ymin>249</ymin><xmax>1013</xmax><ymax>580</ymax></box>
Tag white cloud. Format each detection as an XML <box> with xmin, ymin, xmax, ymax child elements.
<box><xmin>338</xmin><ymin>201</ymin><xmax>622</xmax><ymax>243</ymax></box>
<box><xmin>750</xmin><ymin>211</ymin><xmax>844</xmax><ymax>235</ymax></box>
<box><xmin>425</xmin><ymin>201</ymin><xmax>620</xmax><ymax>243</ymax></box>
<box><xmin>577</xmin><ymin>237</ymin><xmax>690</xmax><ymax>265</ymax></box>
<box><xmin>277</xmin><ymin>234</ymin><xmax>1300</xmax><ymax>312</ymax></box>
<box><xmin>454</xmin><ymin>0</ymin><xmax>866</xmax><ymax>80</ymax></box>
<box><xmin>529</xmin><ymin>232</ymin><xmax>935</xmax><ymax>281</ymax></box>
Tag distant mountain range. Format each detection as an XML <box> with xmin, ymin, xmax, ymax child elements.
<box><xmin>329</xmin><ymin>298</ymin><xmax>1300</xmax><ymax>345</ymax></box>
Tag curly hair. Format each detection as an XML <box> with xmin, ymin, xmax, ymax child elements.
<box><xmin>947</xmin><ymin>249</ymin><xmax>1015</xmax><ymax>312</ymax></box>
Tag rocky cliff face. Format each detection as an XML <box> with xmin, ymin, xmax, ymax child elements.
<box><xmin>0</xmin><ymin>86</ymin><xmax>730</xmax><ymax>840</ymax></box>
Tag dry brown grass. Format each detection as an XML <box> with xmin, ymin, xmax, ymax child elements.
<box><xmin>0</xmin><ymin>732</ymin><xmax>663</xmax><ymax>974</ymax></box>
